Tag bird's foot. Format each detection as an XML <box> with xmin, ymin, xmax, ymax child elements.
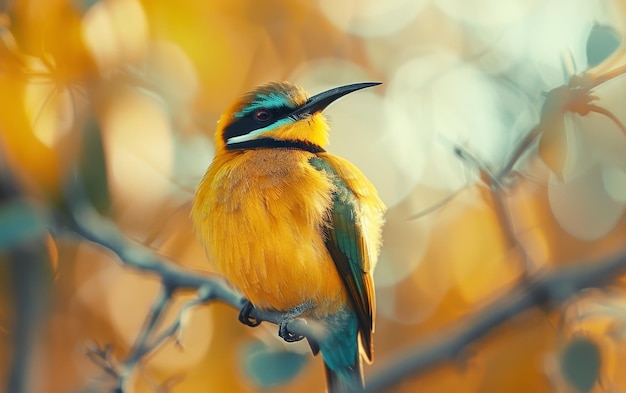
<box><xmin>238</xmin><ymin>300</ymin><xmax>261</xmax><ymax>327</ymax></box>
<box><xmin>278</xmin><ymin>301</ymin><xmax>315</xmax><ymax>343</ymax></box>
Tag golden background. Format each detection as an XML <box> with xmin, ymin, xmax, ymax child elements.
<box><xmin>1</xmin><ymin>0</ymin><xmax>626</xmax><ymax>392</ymax></box>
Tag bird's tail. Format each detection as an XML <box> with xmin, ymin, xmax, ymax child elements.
<box><xmin>324</xmin><ymin>360</ymin><xmax>363</xmax><ymax>393</ymax></box>
<box><xmin>320</xmin><ymin>311</ymin><xmax>364</xmax><ymax>393</ymax></box>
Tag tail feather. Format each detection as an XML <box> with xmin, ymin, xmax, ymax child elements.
<box><xmin>320</xmin><ymin>310</ymin><xmax>365</xmax><ymax>392</ymax></box>
<box><xmin>324</xmin><ymin>361</ymin><xmax>363</xmax><ymax>393</ymax></box>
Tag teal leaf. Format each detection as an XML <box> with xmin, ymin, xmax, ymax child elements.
<box><xmin>242</xmin><ymin>342</ymin><xmax>308</xmax><ymax>389</ymax></box>
<box><xmin>586</xmin><ymin>24</ymin><xmax>621</xmax><ymax>68</ymax></box>
<box><xmin>559</xmin><ymin>336</ymin><xmax>601</xmax><ymax>393</ymax></box>
<box><xmin>78</xmin><ymin>118</ymin><xmax>111</xmax><ymax>216</ymax></box>
<box><xmin>0</xmin><ymin>200</ymin><xmax>46</xmax><ymax>252</ymax></box>
<box><xmin>73</xmin><ymin>0</ymin><xmax>101</xmax><ymax>12</ymax></box>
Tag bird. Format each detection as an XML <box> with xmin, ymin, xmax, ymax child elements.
<box><xmin>191</xmin><ymin>81</ymin><xmax>386</xmax><ymax>392</ymax></box>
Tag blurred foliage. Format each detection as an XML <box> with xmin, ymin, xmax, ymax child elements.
<box><xmin>559</xmin><ymin>336</ymin><xmax>602</xmax><ymax>393</ymax></box>
<box><xmin>0</xmin><ymin>155</ymin><xmax>54</xmax><ymax>393</ymax></box>
<box><xmin>242</xmin><ymin>342</ymin><xmax>309</xmax><ymax>390</ymax></box>
<box><xmin>587</xmin><ymin>24</ymin><xmax>622</xmax><ymax>68</ymax></box>
<box><xmin>76</xmin><ymin>118</ymin><xmax>111</xmax><ymax>216</ymax></box>
<box><xmin>0</xmin><ymin>200</ymin><xmax>46</xmax><ymax>251</ymax></box>
<box><xmin>0</xmin><ymin>0</ymin><xmax>626</xmax><ymax>392</ymax></box>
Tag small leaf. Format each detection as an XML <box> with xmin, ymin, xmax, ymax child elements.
<box><xmin>586</xmin><ymin>24</ymin><xmax>621</xmax><ymax>68</ymax></box>
<box><xmin>75</xmin><ymin>0</ymin><xmax>101</xmax><ymax>12</ymax></box>
<box><xmin>538</xmin><ymin>115</ymin><xmax>568</xmax><ymax>179</ymax></box>
<box><xmin>559</xmin><ymin>336</ymin><xmax>602</xmax><ymax>393</ymax></box>
<box><xmin>242</xmin><ymin>342</ymin><xmax>308</xmax><ymax>389</ymax></box>
<box><xmin>77</xmin><ymin>117</ymin><xmax>111</xmax><ymax>216</ymax></box>
<box><xmin>0</xmin><ymin>201</ymin><xmax>46</xmax><ymax>252</ymax></box>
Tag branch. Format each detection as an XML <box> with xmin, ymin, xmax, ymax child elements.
<box><xmin>62</xmin><ymin>171</ymin><xmax>326</xmax><ymax>391</ymax></box>
<box><xmin>362</xmin><ymin>249</ymin><xmax>626</xmax><ymax>392</ymax></box>
<box><xmin>479</xmin><ymin>166</ymin><xmax>534</xmax><ymax>275</ymax></box>
<box><xmin>452</xmin><ymin>147</ymin><xmax>533</xmax><ymax>274</ymax></box>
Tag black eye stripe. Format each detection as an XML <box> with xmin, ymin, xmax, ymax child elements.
<box><xmin>226</xmin><ymin>137</ymin><xmax>325</xmax><ymax>153</ymax></box>
<box><xmin>223</xmin><ymin>104</ymin><xmax>299</xmax><ymax>142</ymax></box>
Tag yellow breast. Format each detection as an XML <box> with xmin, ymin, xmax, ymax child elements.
<box><xmin>191</xmin><ymin>149</ymin><xmax>348</xmax><ymax>314</ymax></box>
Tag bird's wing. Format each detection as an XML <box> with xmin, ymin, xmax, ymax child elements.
<box><xmin>309</xmin><ymin>155</ymin><xmax>381</xmax><ymax>361</ymax></box>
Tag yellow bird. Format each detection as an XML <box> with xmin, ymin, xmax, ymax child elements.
<box><xmin>191</xmin><ymin>81</ymin><xmax>386</xmax><ymax>392</ymax></box>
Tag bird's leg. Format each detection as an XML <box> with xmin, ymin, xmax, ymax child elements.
<box><xmin>238</xmin><ymin>300</ymin><xmax>261</xmax><ymax>327</ymax></box>
<box><xmin>279</xmin><ymin>300</ymin><xmax>315</xmax><ymax>343</ymax></box>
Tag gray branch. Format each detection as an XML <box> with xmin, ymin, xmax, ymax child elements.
<box><xmin>362</xmin><ymin>250</ymin><xmax>626</xmax><ymax>392</ymax></box>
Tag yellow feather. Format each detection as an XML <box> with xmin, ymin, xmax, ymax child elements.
<box><xmin>262</xmin><ymin>114</ymin><xmax>330</xmax><ymax>148</ymax></box>
<box><xmin>192</xmin><ymin>148</ymin><xmax>350</xmax><ymax>315</ymax></box>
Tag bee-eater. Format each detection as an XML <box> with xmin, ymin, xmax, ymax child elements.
<box><xmin>191</xmin><ymin>81</ymin><xmax>386</xmax><ymax>392</ymax></box>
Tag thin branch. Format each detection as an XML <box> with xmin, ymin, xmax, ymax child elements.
<box><xmin>589</xmin><ymin>64</ymin><xmax>626</xmax><ymax>89</ymax></box>
<box><xmin>407</xmin><ymin>186</ymin><xmax>466</xmax><ymax>220</ymax></box>
<box><xmin>82</xmin><ymin>342</ymin><xmax>119</xmax><ymax>379</ymax></box>
<box><xmin>482</xmin><ymin>169</ymin><xmax>533</xmax><ymax>275</ymax></box>
<box><xmin>587</xmin><ymin>104</ymin><xmax>626</xmax><ymax>134</ymax></box>
<box><xmin>124</xmin><ymin>285</ymin><xmax>173</xmax><ymax>367</ymax></box>
<box><xmin>496</xmin><ymin>122</ymin><xmax>543</xmax><ymax>183</ymax></box>
<box><xmin>137</xmin><ymin>284</ymin><xmax>215</xmax><ymax>357</ymax></box>
<box><xmin>362</xmin><ymin>249</ymin><xmax>626</xmax><ymax>393</ymax></box>
<box><xmin>450</xmin><ymin>147</ymin><xmax>532</xmax><ymax>274</ymax></box>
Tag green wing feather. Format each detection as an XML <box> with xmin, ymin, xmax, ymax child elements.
<box><xmin>309</xmin><ymin>156</ymin><xmax>375</xmax><ymax>360</ymax></box>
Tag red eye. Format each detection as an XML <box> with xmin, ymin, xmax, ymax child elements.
<box><xmin>254</xmin><ymin>109</ymin><xmax>272</xmax><ymax>122</ymax></box>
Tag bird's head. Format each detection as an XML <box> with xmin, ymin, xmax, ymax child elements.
<box><xmin>214</xmin><ymin>81</ymin><xmax>381</xmax><ymax>153</ymax></box>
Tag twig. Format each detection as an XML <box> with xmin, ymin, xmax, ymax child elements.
<box><xmin>481</xmin><ymin>167</ymin><xmax>533</xmax><ymax>275</ymax></box>
<box><xmin>452</xmin><ymin>146</ymin><xmax>533</xmax><ymax>274</ymax></box>
<box><xmin>125</xmin><ymin>285</ymin><xmax>174</xmax><ymax>367</ymax></box>
<box><xmin>114</xmin><ymin>286</ymin><xmax>174</xmax><ymax>391</ymax></box>
<box><xmin>82</xmin><ymin>342</ymin><xmax>119</xmax><ymax>379</ymax></box>
<box><xmin>362</xmin><ymin>249</ymin><xmax>626</xmax><ymax>392</ymax></box>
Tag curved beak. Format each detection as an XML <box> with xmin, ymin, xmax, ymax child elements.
<box><xmin>290</xmin><ymin>82</ymin><xmax>382</xmax><ymax>118</ymax></box>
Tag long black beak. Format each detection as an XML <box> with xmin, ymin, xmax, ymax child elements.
<box><xmin>290</xmin><ymin>82</ymin><xmax>381</xmax><ymax>118</ymax></box>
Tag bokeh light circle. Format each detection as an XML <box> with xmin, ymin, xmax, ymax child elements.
<box><xmin>435</xmin><ymin>0</ymin><xmax>536</xmax><ymax>27</ymax></box>
<box><xmin>385</xmin><ymin>50</ymin><xmax>535</xmax><ymax>193</ymax></box>
<box><xmin>318</xmin><ymin>0</ymin><xmax>428</xmax><ymax>37</ymax></box>
<box><xmin>82</xmin><ymin>0</ymin><xmax>149</xmax><ymax>71</ymax></box>
<box><xmin>548</xmin><ymin>164</ymin><xmax>625</xmax><ymax>241</ymax></box>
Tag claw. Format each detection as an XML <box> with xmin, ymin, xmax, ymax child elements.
<box><xmin>238</xmin><ymin>300</ymin><xmax>261</xmax><ymax>327</ymax></box>
<box><xmin>279</xmin><ymin>320</ymin><xmax>305</xmax><ymax>342</ymax></box>
<box><xmin>277</xmin><ymin>301</ymin><xmax>315</xmax><ymax>343</ymax></box>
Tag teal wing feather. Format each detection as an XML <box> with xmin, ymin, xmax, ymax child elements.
<box><xmin>309</xmin><ymin>156</ymin><xmax>375</xmax><ymax>360</ymax></box>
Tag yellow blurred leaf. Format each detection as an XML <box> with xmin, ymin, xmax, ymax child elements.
<box><xmin>479</xmin><ymin>312</ymin><xmax>557</xmax><ymax>393</ymax></box>
<box><xmin>538</xmin><ymin>111</ymin><xmax>568</xmax><ymax>180</ymax></box>
<box><xmin>535</xmin><ymin>84</ymin><xmax>581</xmax><ymax>180</ymax></box>
<box><xmin>0</xmin><ymin>74</ymin><xmax>62</xmax><ymax>195</ymax></box>
<box><xmin>12</xmin><ymin>0</ymin><xmax>96</xmax><ymax>81</ymax></box>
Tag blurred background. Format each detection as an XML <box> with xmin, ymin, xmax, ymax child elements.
<box><xmin>1</xmin><ymin>0</ymin><xmax>626</xmax><ymax>392</ymax></box>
